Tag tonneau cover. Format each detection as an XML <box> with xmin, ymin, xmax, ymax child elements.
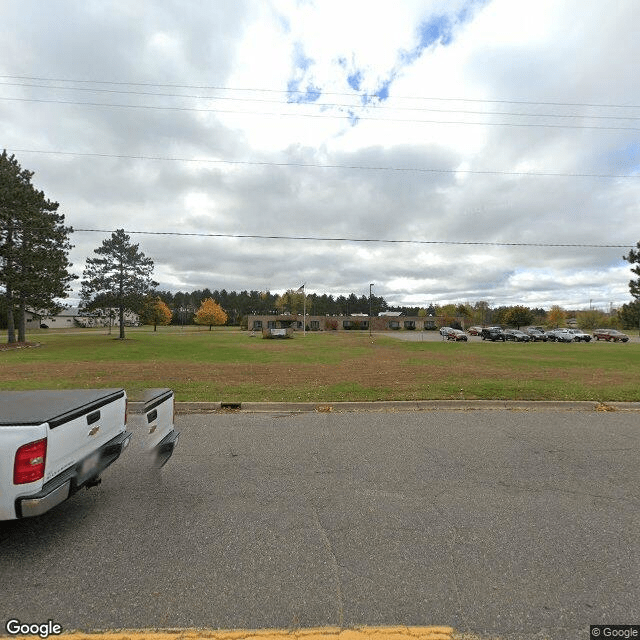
<box><xmin>0</xmin><ymin>389</ymin><xmax>125</xmax><ymax>427</ymax></box>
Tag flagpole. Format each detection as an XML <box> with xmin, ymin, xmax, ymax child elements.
<box><xmin>296</xmin><ymin>283</ymin><xmax>306</xmax><ymax>337</ymax></box>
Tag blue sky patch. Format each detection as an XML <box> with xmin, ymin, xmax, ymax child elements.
<box><xmin>287</xmin><ymin>43</ymin><xmax>321</xmax><ymax>103</ymax></box>
<box><xmin>343</xmin><ymin>2</ymin><xmax>491</xmax><ymax>113</ymax></box>
<box><xmin>419</xmin><ymin>14</ymin><xmax>453</xmax><ymax>48</ymax></box>
<box><xmin>287</xmin><ymin>80</ymin><xmax>322</xmax><ymax>103</ymax></box>
<box><xmin>602</xmin><ymin>141</ymin><xmax>640</xmax><ymax>173</ymax></box>
<box><xmin>348</xmin><ymin>70</ymin><xmax>363</xmax><ymax>91</ymax></box>
<box><xmin>293</xmin><ymin>42</ymin><xmax>313</xmax><ymax>71</ymax></box>
<box><xmin>375</xmin><ymin>78</ymin><xmax>393</xmax><ymax>101</ymax></box>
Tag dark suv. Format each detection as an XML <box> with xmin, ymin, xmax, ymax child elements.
<box><xmin>525</xmin><ymin>328</ymin><xmax>548</xmax><ymax>342</ymax></box>
<box><xmin>481</xmin><ymin>327</ymin><xmax>506</xmax><ymax>341</ymax></box>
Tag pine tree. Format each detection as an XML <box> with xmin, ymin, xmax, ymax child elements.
<box><xmin>623</xmin><ymin>242</ymin><xmax>640</xmax><ymax>300</ymax></box>
<box><xmin>0</xmin><ymin>151</ymin><xmax>76</xmax><ymax>343</ymax></box>
<box><xmin>81</xmin><ymin>229</ymin><xmax>157</xmax><ymax>339</ymax></box>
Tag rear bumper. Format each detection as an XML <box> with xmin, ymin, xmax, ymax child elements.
<box><xmin>15</xmin><ymin>430</ymin><xmax>132</xmax><ymax>518</ymax></box>
<box><xmin>154</xmin><ymin>430</ymin><xmax>180</xmax><ymax>468</ymax></box>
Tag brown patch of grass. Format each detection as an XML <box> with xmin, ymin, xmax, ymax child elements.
<box><xmin>0</xmin><ymin>350</ymin><xmax>623</xmax><ymax>391</ymax></box>
<box><xmin>1</xmin><ymin>331</ymin><xmax>636</xmax><ymax>401</ymax></box>
<box><xmin>0</xmin><ymin>341</ymin><xmax>41</xmax><ymax>351</ymax></box>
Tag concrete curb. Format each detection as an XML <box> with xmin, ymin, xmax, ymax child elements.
<box><xmin>151</xmin><ymin>399</ymin><xmax>640</xmax><ymax>414</ymax></box>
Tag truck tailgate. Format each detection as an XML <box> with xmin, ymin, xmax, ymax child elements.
<box><xmin>43</xmin><ymin>389</ymin><xmax>127</xmax><ymax>482</ymax></box>
<box><xmin>142</xmin><ymin>388</ymin><xmax>179</xmax><ymax>467</ymax></box>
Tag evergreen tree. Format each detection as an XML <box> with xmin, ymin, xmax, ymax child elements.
<box><xmin>0</xmin><ymin>151</ymin><xmax>76</xmax><ymax>343</ymax></box>
<box><xmin>623</xmin><ymin>242</ymin><xmax>640</xmax><ymax>300</ymax></box>
<box><xmin>81</xmin><ymin>229</ymin><xmax>157</xmax><ymax>339</ymax></box>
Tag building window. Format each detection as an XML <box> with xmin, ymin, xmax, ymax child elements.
<box><xmin>389</xmin><ymin>321</ymin><xmax>400</xmax><ymax>330</ymax></box>
<box><xmin>404</xmin><ymin>320</ymin><xmax>415</xmax><ymax>330</ymax></box>
<box><xmin>310</xmin><ymin>320</ymin><xmax>320</xmax><ymax>331</ymax></box>
<box><xmin>252</xmin><ymin>320</ymin><xmax>263</xmax><ymax>329</ymax></box>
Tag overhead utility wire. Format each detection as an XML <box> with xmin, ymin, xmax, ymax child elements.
<box><xmin>3</xmin><ymin>96</ymin><xmax>640</xmax><ymax>131</ymax></box>
<box><xmin>71</xmin><ymin>228</ymin><xmax>633</xmax><ymax>248</ymax></box>
<box><xmin>1</xmin><ymin>74</ymin><xmax>639</xmax><ymax>109</ymax></box>
<box><xmin>9</xmin><ymin>149</ymin><xmax>639</xmax><ymax>179</ymax></box>
<box><xmin>1</xmin><ymin>81</ymin><xmax>638</xmax><ymax>121</ymax></box>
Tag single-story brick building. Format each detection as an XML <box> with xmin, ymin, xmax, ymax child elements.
<box><xmin>247</xmin><ymin>313</ymin><xmax>464</xmax><ymax>332</ymax></box>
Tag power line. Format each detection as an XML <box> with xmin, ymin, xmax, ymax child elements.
<box><xmin>2</xmin><ymin>81</ymin><xmax>639</xmax><ymax>121</ymax></box>
<box><xmin>2</xmin><ymin>74</ymin><xmax>640</xmax><ymax>109</ymax></box>
<box><xmin>72</xmin><ymin>228</ymin><xmax>634</xmax><ymax>248</ymax></box>
<box><xmin>8</xmin><ymin>148</ymin><xmax>640</xmax><ymax>179</ymax></box>
<box><xmin>3</xmin><ymin>96</ymin><xmax>640</xmax><ymax>132</ymax></box>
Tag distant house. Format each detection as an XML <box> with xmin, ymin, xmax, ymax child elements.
<box><xmin>26</xmin><ymin>307</ymin><xmax>139</xmax><ymax>329</ymax></box>
<box><xmin>24</xmin><ymin>308</ymin><xmax>77</xmax><ymax>329</ymax></box>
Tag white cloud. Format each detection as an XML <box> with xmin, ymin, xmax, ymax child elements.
<box><xmin>1</xmin><ymin>0</ymin><xmax>639</xmax><ymax>310</ymax></box>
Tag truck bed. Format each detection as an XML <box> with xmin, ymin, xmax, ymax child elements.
<box><xmin>0</xmin><ymin>389</ymin><xmax>125</xmax><ymax>427</ymax></box>
<box><xmin>0</xmin><ymin>388</ymin><xmax>130</xmax><ymax>520</ymax></box>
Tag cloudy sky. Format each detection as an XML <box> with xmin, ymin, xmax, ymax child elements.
<box><xmin>2</xmin><ymin>0</ymin><xmax>639</xmax><ymax>310</ymax></box>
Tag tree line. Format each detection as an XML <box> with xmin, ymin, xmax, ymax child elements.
<box><xmin>3</xmin><ymin>151</ymin><xmax>640</xmax><ymax>341</ymax></box>
<box><xmin>151</xmin><ymin>288</ymin><xmax>391</xmax><ymax>326</ymax></box>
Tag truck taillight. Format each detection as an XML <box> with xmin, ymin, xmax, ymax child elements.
<box><xmin>125</xmin><ymin>398</ymin><xmax>128</xmax><ymax>425</ymax></box>
<box><xmin>14</xmin><ymin>438</ymin><xmax>47</xmax><ymax>485</ymax></box>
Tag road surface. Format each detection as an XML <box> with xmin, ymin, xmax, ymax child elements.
<box><xmin>1</xmin><ymin>408</ymin><xmax>638</xmax><ymax>639</ymax></box>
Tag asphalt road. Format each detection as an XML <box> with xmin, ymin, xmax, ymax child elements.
<box><xmin>1</xmin><ymin>409</ymin><xmax>638</xmax><ymax>639</ymax></box>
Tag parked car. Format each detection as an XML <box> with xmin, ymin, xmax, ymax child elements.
<box><xmin>481</xmin><ymin>327</ymin><xmax>506</xmax><ymax>341</ymax></box>
<box><xmin>467</xmin><ymin>326</ymin><xmax>482</xmax><ymax>336</ymax></box>
<box><xmin>592</xmin><ymin>329</ymin><xmax>630</xmax><ymax>342</ymax></box>
<box><xmin>446</xmin><ymin>329</ymin><xmax>468</xmax><ymax>341</ymax></box>
<box><xmin>439</xmin><ymin>327</ymin><xmax>454</xmax><ymax>337</ymax></box>
<box><xmin>524</xmin><ymin>328</ymin><xmax>548</xmax><ymax>342</ymax></box>
<box><xmin>546</xmin><ymin>329</ymin><xmax>574</xmax><ymax>343</ymax></box>
<box><xmin>567</xmin><ymin>328</ymin><xmax>592</xmax><ymax>342</ymax></box>
<box><xmin>504</xmin><ymin>329</ymin><xmax>531</xmax><ymax>342</ymax></box>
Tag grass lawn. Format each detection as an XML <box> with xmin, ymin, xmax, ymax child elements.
<box><xmin>2</xmin><ymin>327</ymin><xmax>639</xmax><ymax>402</ymax></box>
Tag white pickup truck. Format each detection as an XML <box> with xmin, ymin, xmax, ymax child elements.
<box><xmin>0</xmin><ymin>387</ymin><xmax>179</xmax><ymax>520</ymax></box>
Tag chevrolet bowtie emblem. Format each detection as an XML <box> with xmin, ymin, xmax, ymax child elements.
<box><xmin>88</xmin><ymin>426</ymin><xmax>100</xmax><ymax>436</ymax></box>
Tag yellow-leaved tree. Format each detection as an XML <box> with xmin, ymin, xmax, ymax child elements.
<box><xmin>547</xmin><ymin>305</ymin><xmax>566</xmax><ymax>328</ymax></box>
<box><xmin>140</xmin><ymin>296</ymin><xmax>173</xmax><ymax>331</ymax></box>
<box><xmin>194</xmin><ymin>298</ymin><xmax>228</xmax><ymax>330</ymax></box>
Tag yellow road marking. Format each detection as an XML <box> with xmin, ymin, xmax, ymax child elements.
<box><xmin>11</xmin><ymin>626</ymin><xmax>455</xmax><ymax>640</ymax></box>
